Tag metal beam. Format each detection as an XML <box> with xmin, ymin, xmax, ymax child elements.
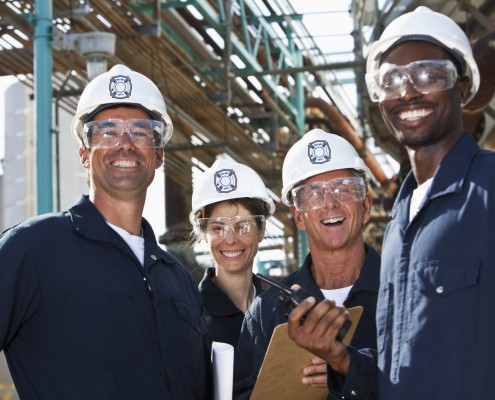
<box><xmin>465</xmin><ymin>3</ymin><xmax>495</xmax><ymax>30</ymax></box>
<box><xmin>189</xmin><ymin>0</ymin><xmax>298</xmax><ymax>118</ymax></box>
<box><xmin>234</xmin><ymin>59</ymin><xmax>365</xmax><ymax>77</ymax></box>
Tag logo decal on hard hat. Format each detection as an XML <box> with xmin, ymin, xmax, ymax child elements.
<box><xmin>214</xmin><ymin>169</ymin><xmax>237</xmax><ymax>193</ymax></box>
<box><xmin>109</xmin><ymin>75</ymin><xmax>132</xmax><ymax>99</ymax></box>
<box><xmin>308</xmin><ymin>140</ymin><xmax>331</xmax><ymax>164</ymax></box>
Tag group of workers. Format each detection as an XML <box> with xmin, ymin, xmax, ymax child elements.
<box><xmin>0</xmin><ymin>6</ymin><xmax>494</xmax><ymax>400</ymax></box>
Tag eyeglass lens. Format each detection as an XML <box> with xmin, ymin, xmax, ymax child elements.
<box><xmin>196</xmin><ymin>215</ymin><xmax>265</xmax><ymax>240</ymax></box>
<box><xmin>83</xmin><ymin>119</ymin><xmax>165</xmax><ymax>149</ymax></box>
<box><xmin>375</xmin><ymin>59</ymin><xmax>458</xmax><ymax>101</ymax></box>
<box><xmin>292</xmin><ymin>177</ymin><xmax>365</xmax><ymax>211</ymax></box>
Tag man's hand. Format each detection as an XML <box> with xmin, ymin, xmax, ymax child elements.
<box><xmin>287</xmin><ymin>296</ymin><xmax>351</xmax><ymax>376</ymax></box>
<box><xmin>302</xmin><ymin>356</ymin><xmax>328</xmax><ymax>387</ymax></box>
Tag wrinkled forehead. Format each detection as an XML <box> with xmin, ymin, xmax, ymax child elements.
<box><xmin>302</xmin><ymin>168</ymin><xmax>357</xmax><ymax>186</ymax></box>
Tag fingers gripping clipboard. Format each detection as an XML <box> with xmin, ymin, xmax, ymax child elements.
<box><xmin>250</xmin><ymin>306</ymin><xmax>363</xmax><ymax>400</ymax></box>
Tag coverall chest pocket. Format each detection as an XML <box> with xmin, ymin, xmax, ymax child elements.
<box><xmin>407</xmin><ymin>261</ymin><xmax>480</xmax><ymax>356</ymax></box>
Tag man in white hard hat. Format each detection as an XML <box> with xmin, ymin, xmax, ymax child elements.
<box><xmin>233</xmin><ymin>129</ymin><xmax>380</xmax><ymax>399</ymax></box>
<box><xmin>286</xmin><ymin>7</ymin><xmax>495</xmax><ymax>400</ymax></box>
<box><xmin>0</xmin><ymin>65</ymin><xmax>212</xmax><ymax>399</ymax></box>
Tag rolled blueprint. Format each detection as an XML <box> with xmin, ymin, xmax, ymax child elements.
<box><xmin>211</xmin><ymin>341</ymin><xmax>234</xmax><ymax>400</ymax></box>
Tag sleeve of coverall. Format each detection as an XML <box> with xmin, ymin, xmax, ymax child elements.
<box><xmin>327</xmin><ymin>346</ymin><xmax>378</xmax><ymax>400</ymax></box>
<box><xmin>0</xmin><ymin>227</ymin><xmax>40</xmax><ymax>350</ymax></box>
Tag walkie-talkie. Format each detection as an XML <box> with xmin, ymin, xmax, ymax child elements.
<box><xmin>256</xmin><ymin>273</ymin><xmax>351</xmax><ymax>342</ymax></box>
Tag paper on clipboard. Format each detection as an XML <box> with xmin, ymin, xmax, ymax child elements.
<box><xmin>250</xmin><ymin>306</ymin><xmax>363</xmax><ymax>400</ymax></box>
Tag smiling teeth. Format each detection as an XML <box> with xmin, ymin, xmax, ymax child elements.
<box><xmin>323</xmin><ymin>217</ymin><xmax>344</xmax><ymax>224</ymax></box>
<box><xmin>398</xmin><ymin>109</ymin><xmax>432</xmax><ymax>121</ymax></box>
<box><xmin>222</xmin><ymin>251</ymin><xmax>242</xmax><ymax>258</ymax></box>
<box><xmin>112</xmin><ymin>160</ymin><xmax>137</xmax><ymax>167</ymax></box>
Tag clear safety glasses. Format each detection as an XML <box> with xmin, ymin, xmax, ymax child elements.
<box><xmin>367</xmin><ymin>59</ymin><xmax>458</xmax><ymax>102</ymax></box>
<box><xmin>291</xmin><ymin>177</ymin><xmax>366</xmax><ymax>212</ymax></box>
<box><xmin>82</xmin><ymin>119</ymin><xmax>166</xmax><ymax>149</ymax></box>
<box><xmin>195</xmin><ymin>215</ymin><xmax>265</xmax><ymax>241</ymax></box>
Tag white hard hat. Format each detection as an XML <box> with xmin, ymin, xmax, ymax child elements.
<box><xmin>366</xmin><ymin>6</ymin><xmax>480</xmax><ymax>106</ymax></box>
<box><xmin>71</xmin><ymin>64</ymin><xmax>173</xmax><ymax>146</ymax></box>
<box><xmin>281</xmin><ymin>129</ymin><xmax>371</xmax><ymax>206</ymax></box>
<box><xmin>190</xmin><ymin>159</ymin><xmax>275</xmax><ymax>224</ymax></box>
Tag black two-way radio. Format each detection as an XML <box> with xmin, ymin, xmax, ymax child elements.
<box><xmin>256</xmin><ymin>273</ymin><xmax>351</xmax><ymax>341</ymax></box>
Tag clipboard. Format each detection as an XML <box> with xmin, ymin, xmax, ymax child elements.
<box><xmin>250</xmin><ymin>306</ymin><xmax>363</xmax><ymax>400</ymax></box>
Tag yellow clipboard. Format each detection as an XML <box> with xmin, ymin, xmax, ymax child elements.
<box><xmin>250</xmin><ymin>306</ymin><xmax>363</xmax><ymax>400</ymax></box>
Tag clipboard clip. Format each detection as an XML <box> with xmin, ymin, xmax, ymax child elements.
<box><xmin>256</xmin><ymin>273</ymin><xmax>351</xmax><ymax>342</ymax></box>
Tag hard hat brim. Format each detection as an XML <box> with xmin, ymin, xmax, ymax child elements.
<box><xmin>379</xmin><ymin>35</ymin><xmax>466</xmax><ymax>76</ymax></box>
<box><xmin>83</xmin><ymin>103</ymin><xmax>161</xmax><ymax>123</ymax></box>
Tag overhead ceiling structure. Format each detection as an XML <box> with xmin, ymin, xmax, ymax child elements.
<box><xmin>0</xmin><ymin>0</ymin><xmax>494</xmax><ymax>269</ymax></box>
<box><xmin>356</xmin><ymin>0</ymin><xmax>495</xmax><ymax>174</ymax></box>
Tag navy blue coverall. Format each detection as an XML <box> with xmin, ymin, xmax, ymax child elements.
<box><xmin>199</xmin><ymin>267</ymin><xmax>264</xmax><ymax>348</ymax></box>
<box><xmin>233</xmin><ymin>243</ymin><xmax>380</xmax><ymax>399</ymax></box>
<box><xmin>331</xmin><ymin>134</ymin><xmax>495</xmax><ymax>399</ymax></box>
<box><xmin>0</xmin><ymin>196</ymin><xmax>212</xmax><ymax>400</ymax></box>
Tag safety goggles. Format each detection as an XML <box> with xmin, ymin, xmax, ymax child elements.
<box><xmin>194</xmin><ymin>215</ymin><xmax>265</xmax><ymax>241</ymax></box>
<box><xmin>291</xmin><ymin>177</ymin><xmax>366</xmax><ymax>212</ymax></box>
<box><xmin>367</xmin><ymin>59</ymin><xmax>458</xmax><ymax>102</ymax></box>
<box><xmin>82</xmin><ymin>119</ymin><xmax>166</xmax><ymax>149</ymax></box>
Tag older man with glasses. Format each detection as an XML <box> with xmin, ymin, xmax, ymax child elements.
<box><xmin>233</xmin><ymin>129</ymin><xmax>381</xmax><ymax>400</ymax></box>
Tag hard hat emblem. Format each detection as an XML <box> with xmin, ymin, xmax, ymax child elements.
<box><xmin>214</xmin><ymin>169</ymin><xmax>237</xmax><ymax>193</ymax></box>
<box><xmin>109</xmin><ymin>75</ymin><xmax>132</xmax><ymax>99</ymax></box>
<box><xmin>308</xmin><ymin>140</ymin><xmax>331</xmax><ymax>164</ymax></box>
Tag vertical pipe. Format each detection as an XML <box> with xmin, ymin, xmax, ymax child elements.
<box><xmin>294</xmin><ymin>49</ymin><xmax>308</xmax><ymax>266</ymax></box>
<box><xmin>34</xmin><ymin>0</ymin><xmax>53</xmax><ymax>214</ymax></box>
<box><xmin>223</xmin><ymin>0</ymin><xmax>233</xmax><ymax>106</ymax></box>
<box><xmin>294</xmin><ymin>49</ymin><xmax>304</xmax><ymax>134</ymax></box>
<box><xmin>54</xmin><ymin>68</ymin><xmax>73</xmax><ymax>212</ymax></box>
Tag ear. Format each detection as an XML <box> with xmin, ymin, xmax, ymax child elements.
<box><xmin>361</xmin><ymin>193</ymin><xmax>372</xmax><ymax>225</ymax></box>
<box><xmin>155</xmin><ymin>147</ymin><xmax>164</xmax><ymax>169</ymax></box>
<box><xmin>79</xmin><ymin>147</ymin><xmax>90</xmax><ymax>169</ymax></box>
<box><xmin>290</xmin><ymin>205</ymin><xmax>307</xmax><ymax>231</ymax></box>
<box><xmin>256</xmin><ymin>218</ymin><xmax>267</xmax><ymax>242</ymax></box>
<box><xmin>457</xmin><ymin>79</ymin><xmax>470</xmax><ymax>105</ymax></box>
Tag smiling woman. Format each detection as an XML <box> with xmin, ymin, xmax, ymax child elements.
<box><xmin>190</xmin><ymin>158</ymin><xmax>275</xmax><ymax>347</ymax></box>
